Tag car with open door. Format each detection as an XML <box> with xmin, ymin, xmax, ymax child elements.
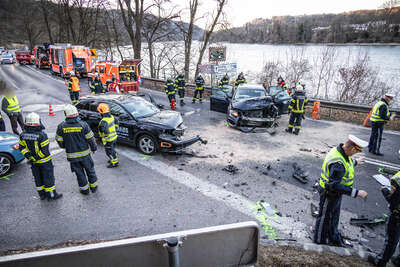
<box><xmin>210</xmin><ymin>85</ymin><xmax>234</xmax><ymax>113</ymax></box>
<box><xmin>76</xmin><ymin>94</ymin><xmax>206</xmax><ymax>155</ymax></box>
<box><xmin>267</xmin><ymin>86</ymin><xmax>291</xmax><ymax>114</ymax></box>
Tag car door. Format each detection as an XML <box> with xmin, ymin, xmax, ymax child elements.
<box><xmin>210</xmin><ymin>86</ymin><xmax>231</xmax><ymax>113</ymax></box>
<box><xmin>108</xmin><ymin>102</ymin><xmax>134</xmax><ymax>142</ymax></box>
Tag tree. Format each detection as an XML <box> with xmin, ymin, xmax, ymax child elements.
<box><xmin>194</xmin><ymin>0</ymin><xmax>228</xmax><ymax>79</ymax></box>
<box><xmin>39</xmin><ymin>0</ymin><xmax>54</xmax><ymax>43</ymax></box>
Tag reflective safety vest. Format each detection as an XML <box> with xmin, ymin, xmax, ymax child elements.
<box><xmin>69</xmin><ymin>77</ymin><xmax>81</xmax><ymax>92</ymax></box>
<box><xmin>391</xmin><ymin>171</ymin><xmax>400</xmax><ymax>188</ymax></box>
<box><xmin>320</xmin><ymin>147</ymin><xmax>354</xmax><ymax>189</ymax></box>
<box><xmin>371</xmin><ymin>100</ymin><xmax>389</xmax><ymax>122</ymax></box>
<box><xmin>99</xmin><ymin>115</ymin><xmax>118</xmax><ymax>143</ymax></box>
<box><xmin>3</xmin><ymin>96</ymin><xmax>21</xmax><ymax>113</ymax></box>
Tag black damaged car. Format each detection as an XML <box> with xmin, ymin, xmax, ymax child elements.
<box><xmin>76</xmin><ymin>94</ymin><xmax>206</xmax><ymax>155</ymax></box>
<box><xmin>210</xmin><ymin>84</ymin><xmax>279</xmax><ymax>129</ymax></box>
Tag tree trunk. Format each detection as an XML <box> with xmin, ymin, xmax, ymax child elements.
<box><xmin>40</xmin><ymin>0</ymin><xmax>53</xmax><ymax>43</ymax></box>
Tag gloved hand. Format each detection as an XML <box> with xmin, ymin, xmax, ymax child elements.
<box><xmin>27</xmin><ymin>156</ymin><xmax>36</xmax><ymax>165</ymax></box>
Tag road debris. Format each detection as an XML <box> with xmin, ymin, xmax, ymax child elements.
<box><xmin>222</xmin><ymin>165</ymin><xmax>239</xmax><ymax>174</ymax></box>
<box><xmin>350</xmin><ymin>215</ymin><xmax>388</xmax><ymax>227</ymax></box>
<box><xmin>378</xmin><ymin>167</ymin><xmax>398</xmax><ymax>176</ymax></box>
<box><xmin>299</xmin><ymin>148</ymin><xmax>312</xmax><ymax>152</ymax></box>
<box><xmin>310</xmin><ymin>203</ymin><xmax>319</xmax><ymax>217</ymax></box>
<box><xmin>292</xmin><ymin>162</ymin><xmax>309</xmax><ymax>184</ymax></box>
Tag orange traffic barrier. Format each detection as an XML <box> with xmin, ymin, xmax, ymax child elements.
<box><xmin>48</xmin><ymin>104</ymin><xmax>55</xmax><ymax>116</ymax></box>
<box><xmin>363</xmin><ymin>109</ymin><xmax>373</xmax><ymax>127</ymax></box>
<box><xmin>171</xmin><ymin>99</ymin><xmax>176</xmax><ymax>110</ymax></box>
<box><xmin>312</xmin><ymin>101</ymin><xmax>320</xmax><ymax>120</ymax></box>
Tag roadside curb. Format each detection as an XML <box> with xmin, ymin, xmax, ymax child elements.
<box><xmin>260</xmin><ymin>239</ymin><xmax>369</xmax><ymax>259</ymax></box>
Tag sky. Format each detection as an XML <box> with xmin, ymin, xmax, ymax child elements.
<box><xmin>173</xmin><ymin>0</ymin><xmax>385</xmax><ymax>28</ymax></box>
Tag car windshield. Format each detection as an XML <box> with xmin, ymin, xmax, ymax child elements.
<box><xmin>234</xmin><ymin>88</ymin><xmax>266</xmax><ymax>100</ymax></box>
<box><xmin>122</xmin><ymin>98</ymin><xmax>159</xmax><ymax>118</ymax></box>
<box><xmin>74</xmin><ymin>58</ymin><xmax>85</xmax><ymax>67</ymax></box>
<box><xmin>2</xmin><ymin>54</ymin><xmax>12</xmax><ymax>58</ymax></box>
<box><xmin>268</xmin><ymin>86</ymin><xmax>285</xmax><ymax>96</ymax></box>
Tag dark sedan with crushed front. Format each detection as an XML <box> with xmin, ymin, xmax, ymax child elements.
<box><xmin>76</xmin><ymin>94</ymin><xmax>206</xmax><ymax>155</ymax></box>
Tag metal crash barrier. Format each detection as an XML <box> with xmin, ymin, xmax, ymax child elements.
<box><xmin>0</xmin><ymin>221</ymin><xmax>259</xmax><ymax>267</ymax></box>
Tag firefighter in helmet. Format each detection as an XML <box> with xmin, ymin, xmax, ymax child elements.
<box><xmin>234</xmin><ymin>72</ymin><xmax>246</xmax><ymax>88</ymax></box>
<box><xmin>97</xmin><ymin>103</ymin><xmax>119</xmax><ymax>168</ymax></box>
<box><xmin>56</xmin><ymin>104</ymin><xmax>98</xmax><ymax>195</ymax></box>
<box><xmin>90</xmin><ymin>74</ymin><xmax>105</xmax><ymax>94</ymax></box>
<box><xmin>193</xmin><ymin>75</ymin><xmax>205</xmax><ymax>103</ymax></box>
<box><xmin>219</xmin><ymin>73</ymin><xmax>229</xmax><ymax>88</ymax></box>
<box><xmin>19</xmin><ymin>112</ymin><xmax>62</xmax><ymax>200</ymax></box>
<box><xmin>165</xmin><ymin>78</ymin><xmax>176</xmax><ymax>110</ymax></box>
<box><xmin>68</xmin><ymin>71</ymin><xmax>81</xmax><ymax>104</ymax></box>
<box><xmin>286</xmin><ymin>85</ymin><xmax>308</xmax><ymax>135</ymax></box>
<box><xmin>175</xmin><ymin>72</ymin><xmax>186</xmax><ymax>106</ymax></box>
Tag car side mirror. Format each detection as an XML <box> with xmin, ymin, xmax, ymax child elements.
<box><xmin>119</xmin><ymin>114</ymin><xmax>130</xmax><ymax>120</ymax></box>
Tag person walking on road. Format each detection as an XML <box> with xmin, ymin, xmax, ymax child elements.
<box><xmin>314</xmin><ymin>135</ymin><xmax>368</xmax><ymax>247</ymax></box>
<box><xmin>19</xmin><ymin>113</ymin><xmax>62</xmax><ymax>200</ymax></box>
<box><xmin>193</xmin><ymin>75</ymin><xmax>205</xmax><ymax>103</ymax></box>
<box><xmin>55</xmin><ymin>104</ymin><xmax>98</xmax><ymax>195</ymax></box>
<box><xmin>368</xmin><ymin>171</ymin><xmax>400</xmax><ymax>267</ymax></box>
<box><xmin>285</xmin><ymin>85</ymin><xmax>308</xmax><ymax>135</ymax></box>
<box><xmin>90</xmin><ymin>74</ymin><xmax>105</xmax><ymax>95</ymax></box>
<box><xmin>1</xmin><ymin>85</ymin><xmax>24</xmax><ymax>135</ymax></box>
<box><xmin>165</xmin><ymin>78</ymin><xmax>176</xmax><ymax>110</ymax></box>
<box><xmin>67</xmin><ymin>71</ymin><xmax>81</xmax><ymax>104</ymax></box>
<box><xmin>368</xmin><ymin>93</ymin><xmax>395</xmax><ymax>156</ymax></box>
<box><xmin>97</xmin><ymin>103</ymin><xmax>119</xmax><ymax>168</ymax></box>
<box><xmin>234</xmin><ymin>72</ymin><xmax>246</xmax><ymax>88</ymax></box>
<box><xmin>175</xmin><ymin>73</ymin><xmax>186</xmax><ymax>106</ymax></box>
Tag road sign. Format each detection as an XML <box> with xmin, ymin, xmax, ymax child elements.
<box><xmin>198</xmin><ymin>64</ymin><xmax>213</xmax><ymax>74</ymax></box>
<box><xmin>212</xmin><ymin>63</ymin><xmax>237</xmax><ymax>78</ymax></box>
<box><xmin>209</xmin><ymin>47</ymin><xmax>226</xmax><ymax>62</ymax></box>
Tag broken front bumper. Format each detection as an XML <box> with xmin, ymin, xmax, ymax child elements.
<box><xmin>228</xmin><ymin>114</ymin><xmax>276</xmax><ymax>128</ymax></box>
<box><xmin>158</xmin><ymin>134</ymin><xmax>207</xmax><ymax>153</ymax></box>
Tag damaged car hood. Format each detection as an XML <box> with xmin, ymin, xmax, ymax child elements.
<box><xmin>139</xmin><ymin>110</ymin><xmax>183</xmax><ymax>129</ymax></box>
<box><xmin>231</xmin><ymin>96</ymin><xmax>274</xmax><ymax>111</ymax></box>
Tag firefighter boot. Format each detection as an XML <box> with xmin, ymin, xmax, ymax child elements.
<box><xmin>181</xmin><ymin>100</ymin><xmax>185</xmax><ymax>106</ymax></box>
<box><xmin>80</xmin><ymin>189</ymin><xmax>90</xmax><ymax>195</ymax></box>
<box><xmin>38</xmin><ymin>190</ymin><xmax>47</xmax><ymax>200</ymax></box>
<box><xmin>47</xmin><ymin>190</ymin><xmax>63</xmax><ymax>201</ymax></box>
<box><xmin>285</xmin><ymin>128</ymin><xmax>293</xmax><ymax>133</ymax></box>
<box><xmin>294</xmin><ymin>128</ymin><xmax>300</xmax><ymax>135</ymax></box>
<box><xmin>90</xmin><ymin>185</ymin><xmax>98</xmax><ymax>193</ymax></box>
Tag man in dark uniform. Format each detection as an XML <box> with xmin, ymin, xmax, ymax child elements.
<box><xmin>219</xmin><ymin>73</ymin><xmax>229</xmax><ymax>88</ymax></box>
<box><xmin>369</xmin><ymin>93</ymin><xmax>394</xmax><ymax>156</ymax></box>
<box><xmin>234</xmin><ymin>72</ymin><xmax>246</xmax><ymax>88</ymax></box>
<box><xmin>165</xmin><ymin>78</ymin><xmax>176</xmax><ymax>110</ymax></box>
<box><xmin>97</xmin><ymin>103</ymin><xmax>119</xmax><ymax>168</ymax></box>
<box><xmin>368</xmin><ymin>171</ymin><xmax>400</xmax><ymax>267</ymax></box>
<box><xmin>55</xmin><ymin>104</ymin><xmax>98</xmax><ymax>195</ymax></box>
<box><xmin>193</xmin><ymin>75</ymin><xmax>205</xmax><ymax>103</ymax></box>
<box><xmin>1</xmin><ymin>85</ymin><xmax>24</xmax><ymax>135</ymax></box>
<box><xmin>19</xmin><ymin>113</ymin><xmax>62</xmax><ymax>200</ymax></box>
<box><xmin>174</xmin><ymin>73</ymin><xmax>186</xmax><ymax>106</ymax></box>
<box><xmin>90</xmin><ymin>74</ymin><xmax>105</xmax><ymax>94</ymax></box>
<box><xmin>285</xmin><ymin>85</ymin><xmax>308</xmax><ymax>135</ymax></box>
<box><xmin>314</xmin><ymin>135</ymin><xmax>368</xmax><ymax>246</ymax></box>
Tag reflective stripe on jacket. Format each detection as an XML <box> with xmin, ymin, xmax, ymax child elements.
<box><xmin>19</xmin><ymin>129</ymin><xmax>51</xmax><ymax>164</ymax></box>
<box><xmin>68</xmin><ymin>77</ymin><xmax>81</xmax><ymax>92</ymax></box>
<box><xmin>371</xmin><ymin>100</ymin><xmax>389</xmax><ymax>122</ymax></box>
<box><xmin>98</xmin><ymin>115</ymin><xmax>118</xmax><ymax>144</ymax></box>
<box><xmin>320</xmin><ymin>147</ymin><xmax>354</xmax><ymax>189</ymax></box>
<box><xmin>289</xmin><ymin>92</ymin><xmax>308</xmax><ymax>113</ymax></box>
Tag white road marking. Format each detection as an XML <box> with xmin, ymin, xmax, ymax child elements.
<box><xmin>365</xmin><ymin>157</ymin><xmax>400</xmax><ymax>170</ymax></box>
<box><xmin>117</xmin><ymin>147</ymin><xmax>309</xmax><ymax>240</ymax></box>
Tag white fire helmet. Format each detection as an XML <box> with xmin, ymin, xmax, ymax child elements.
<box><xmin>25</xmin><ymin>112</ymin><xmax>40</xmax><ymax>126</ymax></box>
<box><xmin>70</xmin><ymin>71</ymin><xmax>75</xmax><ymax>76</ymax></box>
<box><xmin>296</xmin><ymin>85</ymin><xmax>304</xmax><ymax>91</ymax></box>
<box><xmin>64</xmin><ymin>104</ymin><xmax>79</xmax><ymax>118</ymax></box>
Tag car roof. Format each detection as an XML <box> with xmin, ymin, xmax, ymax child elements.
<box><xmin>80</xmin><ymin>93</ymin><xmax>146</xmax><ymax>103</ymax></box>
<box><xmin>237</xmin><ymin>84</ymin><xmax>265</xmax><ymax>90</ymax></box>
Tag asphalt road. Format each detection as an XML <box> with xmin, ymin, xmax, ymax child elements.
<box><xmin>0</xmin><ymin>63</ymin><xmax>399</xmax><ymax>254</ymax></box>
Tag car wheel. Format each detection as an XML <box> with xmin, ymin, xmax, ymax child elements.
<box><xmin>137</xmin><ymin>134</ymin><xmax>156</xmax><ymax>155</ymax></box>
<box><xmin>0</xmin><ymin>153</ymin><xmax>13</xmax><ymax>177</ymax></box>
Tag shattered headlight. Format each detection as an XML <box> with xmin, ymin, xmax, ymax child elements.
<box><xmin>229</xmin><ymin>109</ymin><xmax>239</xmax><ymax>118</ymax></box>
<box><xmin>172</xmin><ymin>123</ymin><xmax>186</xmax><ymax>137</ymax></box>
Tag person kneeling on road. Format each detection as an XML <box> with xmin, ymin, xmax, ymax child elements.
<box><xmin>314</xmin><ymin>135</ymin><xmax>368</xmax><ymax>247</ymax></box>
<box><xmin>97</xmin><ymin>103</ymin><xmax>119</xmax><ymax>168</ymax></box>
<box><xmin>19</xmin><ymin>113</ymin><xmax>62</xmax><ymax>200</ymax></box>
<box><xmin>286</xmin><ymin>85</ymin><xmax>308</xmax><ymax>135</ymax></box>
<box><xmin>56</xmin><ymin>104</ymin><xmax>98</xmax><ymax>195</ymax></box>
<box><xmin>368</xmin><ymin>171</ymin><xmax>400</xmax><ymax>267</ymax></box>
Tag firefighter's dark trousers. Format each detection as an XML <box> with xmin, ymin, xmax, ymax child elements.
<box><xmin>193</xmin><ymin>88</ymin><xmax>203</xmax><ymax>102</ymax></box>
<box><xmin>31</xmin><ymin>161</ymin><xmax>55</xmax><ymax>198</ymax></box>
<box><xmin>288</xmin><ymin>112</ymin><xmax>303</xmax><ymax>133</ymax></box>
<box><xmin>105</xmin><ymin>141</ymin><xmax>118</xmax><ymax>165</ymax></box>
<box><xmin>69</xmin><ymin>91</ymin><xmax>80</xmax><ymax>104</ymax></box>
<box><xmin>0</xmin><ymin>118</ymin><xmax>5</xmax><ymax>131</ymax></box>
<box><xmin>167</xmin><ymin>94</ymin><xmax>176</xmax><ymax>103</ymax></box>
<box><xmin>70</xmin><ymin>156</ymin><xmax>98</xmax><ymax>192</ymax></box>
<box><xmin>178</xmin><ymin>88</ymin><xmax>185</xmax><ymax>102</ymax></box>
<box><xmin>368</xmin><ymin>121</ymin><xmax>384</xmax><ymax>154</ymax></box>
<box><xmin>8</xmin><ymin>113</ymin><xmax>24</xmax><ymax>135</ymax></box>
<box><xmin>374</xmin><ymin>214</ymin><xmax>400</xmax><ymax>267</ymax></box>
<box><xmin>314</xmin><ymin>188</ymin><xmax>343</xmax><ymax>246</ymax></box>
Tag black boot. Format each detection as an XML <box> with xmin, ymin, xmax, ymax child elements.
<box><xmin>392</xmin><ymin>255</ymin><xmax>400</xmax><ymax>266</ymax></box>
<box><xmin>285</xmin><ymin>128</ymin><xmax>292</xmax><ymax>133</ymax></box>
<box><xmin>107</xmin><ymin>163</ymin><xmax>118</xmax><ymax>168</ymax></box>
<box><xmin>38</xmin><ymin>190</ymin><xmax>47</xmax><ymax>200</ymax></box>
<box><xmin>80</xmin><ymin>189</ymin><xmax>90</xmax><ymax>195</ymax></box>
<box><xmin>47</xmin><ymin>190</ymin><xmax>63</xmax><ymax>201</ymax></box>
<box><xmin>90</xmin><ymin>186</ymin><xmax>98</xmax><ymax>193</ymax></box>
<box><xmin>192</xmin><ymin>99</ymin><xmax>195</xmax><ymax>103</ymax></box>
<box><xmin>293</xmin><ymin>129</ymin><xmax>300</xmax><ymax>135</ymax></box>
<box><xmin>367</xmin><ymin>254</ymin><xmax>379</xmax><ymax>266</ymax></box>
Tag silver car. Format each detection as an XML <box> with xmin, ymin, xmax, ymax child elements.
<box><xmin>0</xmin><ymin>53</ymin><xmax>14</xmax><ymax>64</ymax></box>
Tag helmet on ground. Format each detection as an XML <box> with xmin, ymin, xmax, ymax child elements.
<box><xmin>70</xmin><ymin>71</ymin><xmax>75</xmax><ymax>76</ymax></box>
<box><xmin>25</xmin><ymin>112</ymin><xmax>40</xmax><ymax>126</ymax></box>
<box><xmin>64</xmin><ymin>104</ymin><xmax>79</xmax><ymax>118</ymax></box>
<box><xmin>296</xmin><ymin>85</ymin><xmax>304</xmax><ymax>91</ymax></box>
<box><xmin>97</xmin><ymin>103</ymin><xmax>110</xmax><ymax>114</ymax></box>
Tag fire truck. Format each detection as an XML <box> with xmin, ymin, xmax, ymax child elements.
<box><xmin>88</xmin><ymin>59</ymin><xmax>142</xmax><ymax>93</ymax></box>
<box><xmin>49</xmin><ymin>44</ymin><xmax>92</xmax><ymax>78</ymax></box>
<box><xmin>33</xmin><ymin>44</ymin><xmax>50</xmax><ymax>69</ymax></box>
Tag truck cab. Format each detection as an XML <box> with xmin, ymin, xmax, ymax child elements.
<box><xmin>33</xmin><ymin>44</ymin><xmax>50</xmax><ymax>69</ymax></box>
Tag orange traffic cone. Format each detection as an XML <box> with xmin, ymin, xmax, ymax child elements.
<box><xmin>171</xmin><ymin>99</ymin><xmax>176</xmax><ymax>110</ymax></box>
<box><xmin>48</xmin><ymin>104</ymin><xmax>55</xmax><ymax>116</ymax></box>
<box><xmin>312</xmin><ymin>101</ymin><xmax>320</xmax><ymax>120</ymax></box>
<box><xmin>362</xmin><ymin>109</ymin><xmax>373</xmax><ymax>127</ymax></box>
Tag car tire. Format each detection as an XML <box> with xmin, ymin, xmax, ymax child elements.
<box><xmin>137</xmin><ymin>134</ymin><xmax>157</xmax><ymax>155</ymax></box>
<box><xmin>0</xmin><ymin>153</ymin><xmax>13</xmax><ymax>177</ymax></box>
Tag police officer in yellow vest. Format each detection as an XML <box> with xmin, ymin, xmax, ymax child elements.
<box><xmin>68</xmin><ymin>71</ymin><xmax>81</xmax><ymax>104</ymax></box>
<box><xmin>97</xmin><ymin>103</ymin><xmax>119</xmax><ymax>168</ymax></box>
<box><xmin>314</xmin><ymin>135</ymin><xmax>368</xmax><ymax>247</ymax></box>
<box><xmin>368</xmin><ymin>171</ymin><xmax>400</xmax><ymax>267</ymax></box>
<box><xmin>56</xmin><ymin>104</ymin><xmax>98</xmax><ymax>195</ymax></box>
<box><xmin>19</xmin><ymin>113</ymin><xmax>62</xmax><ymax>200</ymax></box>
<box><xmin>1</xmin><ymin>87</ymin><xmax>24</xmax><ymax>135</ymax></box>
<box><xmin>368</xmin><ymin>93</ymin><xmax>394</xmax><ymax>156</ymax></box>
